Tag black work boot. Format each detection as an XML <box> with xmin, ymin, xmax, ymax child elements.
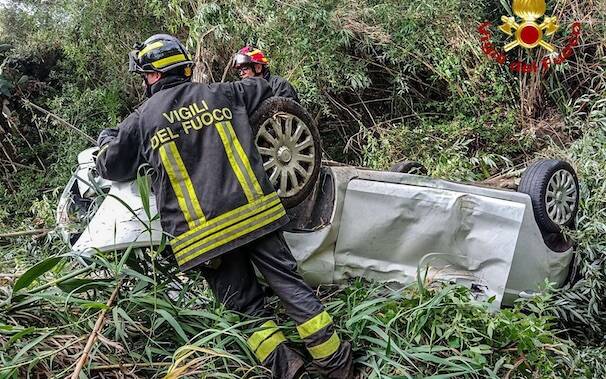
<box><xmin>267</xmin><ymin>344</ymin><xmax>307</xmax><ymax>379</ymax></box>
<box><xmin>310</xmin><ymin>340</ymin><xmax>354</xmax><ymax>379</ymax></box>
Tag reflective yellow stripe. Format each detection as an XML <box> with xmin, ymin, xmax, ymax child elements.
<box><xmin>172</xmin><ymin>193</ymin><xmax>280</xmax><ymax>253</ymax></box>
<box><xmin>138</xmin><ymin>41</ymin><xmax>164</xmax><ymax>58</ymax></box>
<box><xmin>215</xmin><ymin>122</ymin><xmax>257</xmax><ymax>202</ymax></box>
<box><xmin>176</xmin><ymin>203</ymin><xmax>285</xmax><ymax>264</ymax></box>
<box><xmin>255</xmin><ymin>330</ymin><xmax>286</xmax><ymax>362</ymax></box>
<box><xmin>307</xmin><ymin>332</ymin><xmax>340</xmax><ymax>360</ymax></box>
<box><xmin>159</xmin><ymin>142</ymin><xmax>205</xmax><ymax>229</ymax></box>
<box><xmin>224</xmin><ymin>121</ymin><xmax>263</xmax><ymax>198</ymax></box>
<box><xmin>247</xmin><ymin>321</ymin><xmax>286</xmax><ymax>363</ymax></box>
<box><xmin>247</xmin><ymin>321</ymin><xmax>279</xmax><ymax>351</ymax></box>
<box><xmin>297</xmin><ymin>311</ymin><xmax>333</xmax><ymax>339</ymax></box>
<box><xmin>172</xmin><ymin>193</ymin><xmax>279</xmax><ymax>246</ymax></box>
<box><xmin>167</xmin><ymin>143</ymin><xmax>206</xmax><ymax>222</ymax></box>
<box><xmin>176</xmin><ymin>203</ymin><xmax>285</xmax><ymax>265</ymax></box>
<box><xmin>152</xmin><ymin>54</ymin><xmax>187</xmax><ymax>69</ymax></box>
<box><xmin>160</xmin><ymin>144</ymin><xmax>193</xmax><ymax>227</ymax></box>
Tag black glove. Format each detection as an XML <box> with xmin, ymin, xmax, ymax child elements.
<box><xmin>97</xmin><ymin>128</ymin><xmax>119</xmax><ymax>147</ymax></box>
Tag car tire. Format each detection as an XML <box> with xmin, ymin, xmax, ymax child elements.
<box><xmin>250</xmin><ymin>97</ymin><xmax>322</xmax><ymax>208</ymax></box>
<box><xmin>518</xmin><ymin>159</ymin><xmax>579</xmax><ymax>233</ymax></box>
<box><xmin>390</xmin><ymin>161</ymin><xmax>428</xmax><ymax>175</ymax></box>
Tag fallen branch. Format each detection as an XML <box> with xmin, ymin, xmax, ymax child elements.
<box><xmin>0</xmin><ymin>228</ymin><xmax>49</xmax><ymax>239</ymax></box>
<box><xmin>22</xmin><ymin>99</ymin><xmax>97</xmax><ymax>145</ymax></box>
<box><xmin>0</xmin><ymin>273</ymin><xmax>20</xmax><ymax>284</ymax></box>
<box><xmin>483</xmin><ymin>167</ymin><xmax>526</xmax><ymax>181</ymax></box>
<box><xmin>480</xmin><ymin>167</ymin><xmax>526</xmax><ymax>189</ymax></box>
<box><xmin>0</xmin><ymin>273</ymin><xmax>20</xmax><ymax>278</ymax></box>
<box><xmin>91</xmin><ymin>362</ymin><xmax>171</xmax><ymax>371</ymax></box>
<box><xmin>70</xmin><ymin>279</ymin><xmax>122</xmax><ymax>379</ymax></box>
<box><xmin>0</xmin><ymin>159</ymin><xmax>44</xmax><ymax>173</ymax></box>
<box><xmin>504</xmin><ymin>353</ymin><xmax>527</xmax><ymax>379</ymax></box>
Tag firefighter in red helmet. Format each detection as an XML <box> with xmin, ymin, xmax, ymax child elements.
<box><xmin>233</xmin><ymin>46</ymin><xmax>300</xmax><ymax>103</ymax></box>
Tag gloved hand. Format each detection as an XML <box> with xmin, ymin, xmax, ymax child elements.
<box><xmin>97</xmin><ymin>128</ymin><xmax>119</xmax><ymax>147</ymax></box>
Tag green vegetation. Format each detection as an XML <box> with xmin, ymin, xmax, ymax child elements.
<box><xmin>0</xmin><ymin>241</ymin><xmax>586</xmax><ymax>377</ymax></box>
<box><xmin>1</xmin><ymin>0</ymin><xmax>605</xmax><ymax>377</ymax></box>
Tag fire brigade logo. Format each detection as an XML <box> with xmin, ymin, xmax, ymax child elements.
<box><xmin>478</xmin><ymin>0</ymin><xmax>581</xmax><ymax>73</ymax></box>
<box><xmin>499</xmin><ymin>0</ymin><xmax>558</xmax><ymax>52</ymax></box>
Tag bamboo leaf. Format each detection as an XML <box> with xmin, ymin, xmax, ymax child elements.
<box><xmin>13</xmin><ymin>256</ymin><xmax>63</xmax><ymax>292</ymax></box>
<box><xmin>11</xmin><ymin>331</ymin><xmax>52</xmax><ymax>363</ymax></box>
<box><xmin>156</xmin><ymin>309</ymin><xmax>188</xmax><ymax>344</ymax></box>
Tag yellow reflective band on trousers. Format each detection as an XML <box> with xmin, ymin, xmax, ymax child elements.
<box><xmin>215</xmin><ymin>121</ymin><xmax>263</xmax><ymax>203</ymax></box>
<box><xmin>159</xmin><ymin>142</ymin><xmax>206</xmax><ymax>229</ymax></box>
<box><xmin>152</xmin><ymin>54</ymin><xmax>187</xmax><ymax>69</ymax></box>
<box><xmin>175</xmin><ymin>200</ymin><xmax>285</xmax><ymax>266</ymax></box>
<box><xmin>247</xmin><ymin>321</ymin><xmax>286</xmax><ymax>363</ymax></box>
<box><xmin>297</xmin><ymin>311</ymin><xmax>333</xmax><ymax>339</ymax></box>
<box><xmin>138</xmin><ymin>41</ymin><xmax>163</xmax><ymax>58</ymax></box>
<box><xmin>307</xmin><ymin>332</ymin><xmax>341</xmax><ymax>360</ymax></box>
<box><xmin>171</xmin><ymin>192</ymin><xmax>280</xmax><ymax>252</ymax></box>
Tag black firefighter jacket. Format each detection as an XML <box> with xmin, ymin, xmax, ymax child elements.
<box><xmin>96</xmin><ymin>76</ymin><xmax>288</xmax><ymax>271</ymax></box>
<box><xmin>265</xmin><ymin>72</ymin><xmax>300</xmax><ymax>103</ymax></box>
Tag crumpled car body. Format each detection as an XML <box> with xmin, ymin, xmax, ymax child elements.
<box><xmin>57</xmin><ymin>148</ymin><xmax>573</xmax><ymax>309</ymax></box>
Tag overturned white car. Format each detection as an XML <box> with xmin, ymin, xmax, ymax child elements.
<box><xmin>56</xmin><ymin>98</ymin><xmax>578</xmax><ymax>309</ymax></box>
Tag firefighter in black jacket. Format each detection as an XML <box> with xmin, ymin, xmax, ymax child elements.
<box><xmin>96</xmin><ymin>34</ymin><xmax>352</xmax><ymax>379</ymax></box>
<box><xmin>233</xmin><ymin>46</ymin><xmax>300</xmax><ymax>103</ymax></box>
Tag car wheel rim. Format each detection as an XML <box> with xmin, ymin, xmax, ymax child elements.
<box><xmin>255</xmin><ymin>112</ymin><xmax>316</xmax><ymax>197</ymax></box>
<box><xmin>545</xmin><ymin>169</ymin><xmax>577</xmax><ymax>225</ymax></box>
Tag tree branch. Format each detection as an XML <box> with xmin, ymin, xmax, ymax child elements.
<box><xmin>70</xmin><ymin>279</ymin><xmax>122</xmax><ymax>379</ymax></box>
<box><xmin>22</xmin><ymin>99</ymin><xmax>96</xmax><ymax>145</ymax></box>
<box><xmin>0</xmin><ymin>228</ymin><xmax>49</xmax><ymax>238</ymax></box>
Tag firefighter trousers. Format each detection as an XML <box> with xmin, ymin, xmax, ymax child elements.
<box><xmin>197</xmin><ymin>230</ymin><xmax>353</xmax><ymax>379</ymax></box>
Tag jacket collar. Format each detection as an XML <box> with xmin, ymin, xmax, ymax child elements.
<box><xmin>262</xmin><ymin>70</ymin><xmax>271</xmax><ymax>81</ymax></box>
<box><xmin>149</xmin><ymin>75</ymin><xmax>190</xmax><ymax>96</ymax></box>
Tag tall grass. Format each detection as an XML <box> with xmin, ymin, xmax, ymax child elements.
<box><xmin>0</xmin><ymin>240</ymin><xmax>586</xmax><ymax>377</ymax></box>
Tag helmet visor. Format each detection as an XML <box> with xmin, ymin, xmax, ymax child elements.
<box><xmin>233</xmin><ymin>53</ymin><xmax>252</xmax><ymax>67</ymax></box>
<box><xmin>128</xmin><ymin>50</ymin><xmax>143</xmax><ymax>73</ymax></box>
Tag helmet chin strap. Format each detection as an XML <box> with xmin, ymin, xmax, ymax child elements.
<box><xmin>143</xmin><ymin>75</ymin><xmax>154</xmax><ymax>98</ymax></box>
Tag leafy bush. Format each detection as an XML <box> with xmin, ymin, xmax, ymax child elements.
<box><xmin>546</xmin><ymin>82</ymin><xmax>606</xmax><ymax>338</ymax></box>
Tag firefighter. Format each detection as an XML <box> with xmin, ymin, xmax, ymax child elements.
<box><xmin>96</xmin><ymin>34</ymin><xmax>353</xmax><ymax>379</ymax></box>
<box><xmin>233</xmin><ymin>46</ymin><xmax>300</xmax><ymax>102</ymax></box>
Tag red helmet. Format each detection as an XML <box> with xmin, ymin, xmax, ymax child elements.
<box><xmin>233</xmin><ymin>46</ymin><xmax>269</xmax><ymax>67</ymax></box>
